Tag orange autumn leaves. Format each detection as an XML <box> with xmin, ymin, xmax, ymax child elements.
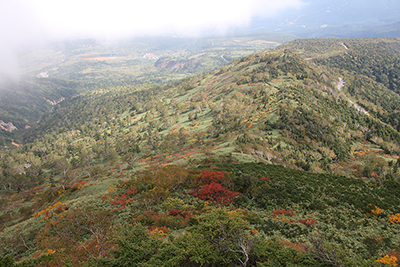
<box><xmin>269</xmin><ymin>209</ymin><xmax>317</xmax><ymax>227</ymax></box>
<box><xmin>376</xmin><ymin>254</ymin><xmax>399</xmax><ymax>266</ymax></box>
<box><xmin>389</xmin><ymin>213</ymin><xmax>400</xmax><ymax>224</ymax></box>
<box><xmin>367</xmin><ymin>205</ymin><xmax>400</xmax><ymax>225</ymax></box>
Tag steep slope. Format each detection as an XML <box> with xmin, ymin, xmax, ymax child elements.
<box><xmin>0</xmin><ymin>39</ymin><xmax>400</xmax><ymax>266</ymax></box>
<box><xmin>0</xmin><ymin>78</ymin><xmax>79</xmax><ymax>146</ymax></box>
<box><xmin>21</xmin><ymin>45</ymin><xmax>400</xmax><ymax>179</ymax></box>
<box><xmin>279</xmin><ymin>37</ymin><xmax>400</xmax><ymax>133</ymax></box>
<box><xmin>279</xmin><ymin>37</ymin><xmax>400</xmax><ymax>94</ymax></box>
<box><xmin>0</xmin><ymin>32</ymin><xmax>295</xmax><ymax>147</ymax></box>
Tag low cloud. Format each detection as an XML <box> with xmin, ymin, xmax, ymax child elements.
<box><xmin>0</xmin><ymin>1</ymin><xmax>48</xmax><ymax>81</ymax></box>
<box><xmin>28</xmin><ymin>0</ymin><xmax>305</xmax><ymax>38</ymax></box>
<box><xmin>0</xmin><ymin>0</ymin><xmax>305</xmax><ymax>81</ymax></box>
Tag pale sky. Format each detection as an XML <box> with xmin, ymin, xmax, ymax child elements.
<box><xmin>26</xmin><ymin>0</ymin><xmax>305</xmax><ymax>38</ymax></box>
<box><xmin>0</xmin><ymin>0</ymin><xmax>305</xmax><ymax>79</ymax></box>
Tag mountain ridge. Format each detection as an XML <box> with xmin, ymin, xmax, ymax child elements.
<box><xmin>0</xmin><ymin>31</ymin><xmax>296</xmax><ymax>146</ymax></box>
<box><xmin>20</xmin><ymin>39</ymin><xmax>400</xmax><ymax>177</ymax></box>
<box><xmin>0</xmin><ymin>37</ymin><xmax>400</xmax><ymax>266</ymax></box>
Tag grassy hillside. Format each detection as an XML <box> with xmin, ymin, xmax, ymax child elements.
<box><xmin>0</xmin><ymin>38</ymin><xmax>400</xmax><ymax>266</ymax></box>
<box><xmin>22</xmin><ymin>45</ymin><xmax>400</xmax><ymax>177</ymax></box>
<box><xmin>0</xmin><ymin>31</ymin><xmax>295</xmax><ymax>147</ymax></box>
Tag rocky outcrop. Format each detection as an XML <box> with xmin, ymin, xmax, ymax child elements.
<box><xmin>43</xmin><ymin>97</ymin><xmax>65</xmax><ymax>105</ymax></box>
<box><xmin>155</xmin><ymin>57</ymin><xmax>202</xmax><ymax>72</ymax></box>
<box><xmin>0</xmin><ymin>120</ymin><xmax>18</xmax><ymax>132</ymax></box>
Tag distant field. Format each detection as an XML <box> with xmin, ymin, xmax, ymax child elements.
<box><xmin>81</xmin><ymin>53</ymin><xmax>129</xmax><ymax>61</ymax></box>
<box><xmin>82</xmin><ymin>56</ymin><xmax>119</xmax><ymax>61</ymax></box>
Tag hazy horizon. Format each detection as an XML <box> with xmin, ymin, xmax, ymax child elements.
<box><xmin>0</xmin><ymin>0</ymin><xmax>306</xmax><ymax>81</ymax></box>
<box><xmin>1</xmin><ymin>0</ymin><xmax>400</xmax><ymax>82</ymax></box>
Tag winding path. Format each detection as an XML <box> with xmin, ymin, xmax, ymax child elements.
<box><xmin>337</xmin><ymin>78</ymin><xmax>368</xmax><ymax>115</ymax></box>
<box><xmin>220</xmin><ymin>55</ymin><xmax>229</xmax><ymax>63</ymax></box>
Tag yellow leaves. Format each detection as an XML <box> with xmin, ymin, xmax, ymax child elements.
<box><xmin>376</xmin><ymin>254</ymin><xmax>398</xmax><ymax>266</ymax></box>
<box><xmin>389</xmin><ymin>213</ymin><xmax>400</xmax><ymax>224</ymax></box>
<box><xmin>272</xmin><ymin>214</ymin><xmax>293</xmax><ymax>224</ymax></box>
<box><xmin>366</xmin><ymin>204</ymin><xmax>384</xmax><ymax>216</ymax></box>
<box><xmin>367</xmin><ymin>206</ymin><xmax>400</xmax><ymax>224</ymax></box>
<box><xmin>53</xmin><ymin>201</ymin><xmax>68</xmax><ymax>209</ymax></box>
<box><xmin>143</xmin><ymin>165</ymin><xmax>190</xmax><ymax>192</ymax></box>
<box><xmin>371</xmin><ymin>206</ymin><xmax>384</xmax><ymax>215</ymax></box>
<box><xmin>161</xmin><ymin>197</ymin><xmax>194</xmax><ymax>210</ymax></box>
<box><xmin>71</xmin><ymin>182</ymin><xmax>88</xmax><ymax>190</ymax></box>
<box><xmin>46</xmin><ymin>249</ymin><xmax>56</xmax><ymax>255</ymax></box>
<box><xmin>108</xmin><ymin>186</ymin><xmax>116</xmax><ymax>192</ymax></box>
<box><xmin>33</xmin><ymin>248</ymin><xmax>56</xmax><ymax>258</ymax></box>
<box><xmin>57</xmin><ymin>189</ymin><xmax>65</xmax><ymax>195</ymax></box>
<box><xmin>32</xmin><ymin>200</ymin><xmax>69</xmax><ymax>217</ymax></box>
<box><xmin>228</xmin><ymin>209</ymin><xmax>244</xmax><ymax>218</ymax></box>
<box><xmin>33</xmin><ymin>206</ymin><xmax>54</xmax><ymax>217</ymax></box>
<box><xmin>149</xmin><ymin>228</ymin><xmax>166</xmax><ymax>238</ymax></box>
<box><xmin>150</xmin><ymin>186</ymin><xmax>170</xmax><ymax>198</ymax></box>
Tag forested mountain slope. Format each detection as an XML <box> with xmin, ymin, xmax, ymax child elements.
<box><xmin>0</xmin><ymin>78</ymin><xmax>79</xmax><ymax>146</ymax></box>
<box><xmin>280</xmin><ymin>37</ymin><xmax>400</xmax><ymax>94</ymax></box>
<box><xmin>22</xmin><ymin>44</ymin><xmax>400</xmax><ymax>177</ymax></box>
<box><xmin>280</xmin><ymin>37</ymin><xmax>400</xmax><ymax>134</ymax></box>
<box><xmin>0</xmin><ymin>38</ymin><xmax>399</xmax><ymax>266</ymax></box>
<box><xmin>0</xmin><ymin>32</ymin><xmax>295</xmax><ymax>147</ymax></box>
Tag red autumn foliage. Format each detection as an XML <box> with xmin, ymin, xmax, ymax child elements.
<box><xmin>260</xmin><ymin>176</ymin><xmax>270</xmax><ymax>181</ymax></box>
<box><xmin>110</xmin><ymin>187</ymin><xmax>137</xmax><ymax>210</ymax></box>
<box><xmin>168</xmin><ymin>209</ymin><xmax>182</xmax><ymax>216</ymax></box>
<box><xmin>126</xmin><ymin>188</ymin><xmax>138</xmax><ymax>195</ymax></box>
<box><xmin>172</xmin><ymin>124</ymin><xmax>182</xmax><ymax>130</ymax></box>
<box><xmin>298</xmin><ymin>218</ymin><xmax>317</xmax><ymax>227</ymax></box>
<box><xmin>271</xmin><ymin>209</ymin><xmax>295</xmax><ymax>218</ymax></box>
<box><xmin>190</xmin><ymin>182</ymin><xmax>241</xmax><ymax>205</ymax></box>
<box><xmin>279</xmin><ymin>239</ymin><xmax>308</xmax><ymax>253</ymax></box>
<box><xmin>199</xmin><ymin>170</ymin><xmax>230</xmax><ymax>185</ymax></box>
<box><xmin>54</xmin><ymin>205</ymin><xmax>68</xmax><ymax>214</ymax></box>
<box><xmin>136</xmin><ymin>210</ymin><xmax>194</xmax><ymax>229</ymax></box>
<box><xmin>167</xmin><ymin>209</ymin><xmax>194</xmax><ymax>219</ymax></box>
<box><xmin>71</xmin><ymin>181</ymin><xmax>87</xmax><ymax>189</ymax></box>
